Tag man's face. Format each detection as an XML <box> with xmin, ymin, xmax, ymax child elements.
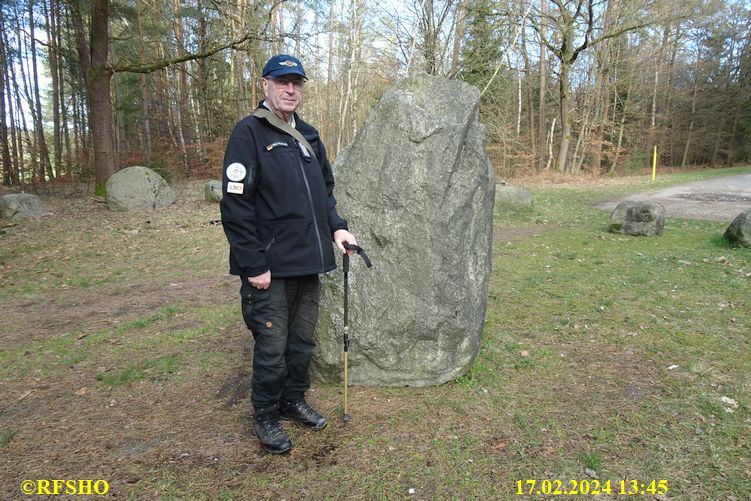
<box><xmin>262</xmin><ymin>75</ymin><xmax>305</xmax><ymax>116</ymax></box>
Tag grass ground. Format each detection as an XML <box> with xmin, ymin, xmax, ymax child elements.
<box><xmin>0</xmin><ymin>168</ymin><xmax>749</xmax><ymax>500</ymax></box>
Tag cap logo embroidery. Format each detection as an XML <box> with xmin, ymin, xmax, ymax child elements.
<box><xmin>279</xmin><ymin>60</ymin><xmax>298</xmax><ymax>67</ymax></box>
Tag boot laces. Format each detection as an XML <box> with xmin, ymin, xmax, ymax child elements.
<box><xmin>288</xmin><ymin>400</ymin><xmax>315</xmax><ymax>414</ymax></box>
<box><xmin>257</xmin><ymin>413</ymin><xmax>285</xmax><ymax>437</ymax></box>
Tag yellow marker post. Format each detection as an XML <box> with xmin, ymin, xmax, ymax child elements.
<box><xmin>652</xmin><ymin>145</ymin><xmax>657</xmax><ymax>181</ymax></box>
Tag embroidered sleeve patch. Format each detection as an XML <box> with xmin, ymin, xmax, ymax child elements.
<box><xmin>226</xmin><ymin>162</ymin><xmax>247</xmax><ymax>182</ymax></box>
<box><xmin>227</xmin><ymin>182</ymin><xmax>244</xmax><ymax>194</ymax></box>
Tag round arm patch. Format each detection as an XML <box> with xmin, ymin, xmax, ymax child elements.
<box><xmin>226</xmin><ymin>162</ymin><xmax>247</xmax><ymax>182</ymax></box>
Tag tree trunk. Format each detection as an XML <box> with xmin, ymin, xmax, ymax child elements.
<box><xmin>449</xmin><ymin>0</ymin><xmax>467</xmax><ymax>76</ymax></box>
<box><xmin>556</xmin><ymin>61</ymin><xmax>572</xmax><ymax>173</ymax></box>
<box><xmin>169</xmin><ymin>65</ymin><xmax>188</xmax><ymax>170</ymax></box>
<box><xmin>422</xmin><ymin>0</ymin><xmax>437</xmax><ymax>74</ymax></box>
<box><xmin>70</xmin><ymin>0</ymin><xmax>116</xmax><ymax>194</ymax></box>
<box><xmin>520</xmin><ymin>8</ymin><xmax>536</xmax><ymax>159</ymax></box>
<box><xmin>111</xmin><ymin>60</ymin><xmax>126</xmax><ymax>157</ymax></box>
<box><xmin>153</xmin><ymin>42</ymin><xmax>171</xmax><ymax>144</ymax></box>
<box><xmin>70</xmin><ymin>75</ymin><xmax>89</xmax><ymax>175</ymax></box>
<box><xmin>89</xmin><ymin>51</ymin><xmax>116</xmax><ymax>191</ymax></box>
<box><xmin>70</xmin><ymin>80</ymin><xmax>81</xmax><ymax>170</ymax></box>
<box><xmin>249</xmin><ymin>58</ymin><xmax>257</xmax><ymax>110</ymax></box>
<box><xmin>29</xmin><ymin>0</ymin><xmax>54</xmax><ymax>181</ymax></box>
<box><xmin>195</xmin><ymin>0</ymin><xmax>211</xmax><ymax>139</ymax></box>
<box><xmin>136</xmin><ymin>0</ymin><xmax>153</xmax><ymax>164</ymax></box>
<box><xmin>610</xmin><ymin>46</ymin><xmax>637</xmax><ymax>173</ymax></box>
<box><xmin>2</xmin><ymin>22</ymin><xmax>20</xmax><ymax>184</ymax></box>
<box><xmin>573</xmin><ymin>62</ymin><xmax>597</xmax><ymax>173</ymax></box>
<box><xmin>61</xmin><ymin>6</ymin><xmax>76</xmax><ymax>175</ymax></box>
<box><xmin>350</xmin><ymin>0</ymin><xmax>363</xmax><ymax>139</ymax></box>
<box><xmin>337</xmin><ymin>0</ymin><xmax>358</xmax><ymax>153</ymax></box>
<box><xmin>537</xmin><ymin>0</ymin><xmax>547</xmax><ymax>171</ymax></box>
<box><xmin>44</xmin><ymin>0</ymin><xmax>63</xmax><ymax>178</ymax></box>
<box><xmin>173</xmin><ymin>0</ymin><xmax>194</xmax><ymax>174</ymax></box>
<box><xmin>327</xmin><ymin>0</ymin><xmax>335</xmax><ymax>145</ymax></box>
<box><xmin>726</xmin><ymin>102</ymin><xmax>740</xmax><ymax>165</ymax></box>
<box><xmin>57</xmin><ymin>0</ymin><xmax>71</xmax><ymax>177</ymax></box>
<box><xmin>649</xmin><ymin>26</ymin><xmax>670</xmax><ymax>168</ymax></box>
<box><xmin>681</xmin><ymin>59</ymin><xmax>699</xmax><ymax>168</ymax></box>
<box><xmin>710</xmin><ymin>134</ymin><xmax>721</xmax><ymax>166</ymax></box>
<box><xmin>154</xmin><ymin>41</ymin><xmax>174</xmax><ymax>148</ymax></box>
<box><xmin>295</xmin><ymin>0</ymin><xmax>303</xmax><ymax>56</ymax></box>
<box><xmin>591</xmin><ymin>0</ymin><xmax>618</xmax><ymax>173</ymax></box>
<box><xmin>6</xmin><ymin>8</ymin><xmax>31</xmax><ymax>185</ymax></box>
<box><xmin>16</xmin><ymin>1</ymin><xmax>38</xmax><ymax>181</ymax></box>
<box><xmin>666</xmin><ymin>25</ymin><xmax>681</xmax><ymax>165</ymax></box>
<box><xmin>271</xmin><ymin>2</ymin><xmax>284</xmax><ymax>53</ymax></box>
<box><xmin>13</xmin><ymin>1</ymin><xmax>38</xmax><ymax>181</ymax></box>
<box><xmin>0</xmin><ymin>14</ymin><xmax>14</xmax><ymax>185</ymax></box>
<box><xmin>231</xmin><ymin>0</ymin><xmax>248</xmax><ymax>120</ymax></box>
<box><xmin>545</xmin><ymin>117</ymin><xmax>556</xmax><ymax>171</ymax></box>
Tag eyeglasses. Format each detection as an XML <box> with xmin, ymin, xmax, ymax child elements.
<box><xmin>267</xmin><ymin>77</ymin><xmax>305</xmax><ymax>90</ymax></box>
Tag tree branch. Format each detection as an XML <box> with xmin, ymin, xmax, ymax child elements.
<box><xmin>481</xmin><ymin>0</ymin><xmax>534</xmax><ymax>96</ymax></box>
<box><xmin>589</xmin><ymin>21</ymin><xmax>653</xmax><ymax>47</ymax></box>
<box><xmin>571</xmin><ymin>0</ymin><xmax>594</xmax><ymax>61</ymax></box>
<box><xmin>530</xmin><ymin>20</ymin><xmax>561</xmax><ymax>60</ymax></box>
<box><xmin>113</xmin><ymin>33</ymin><xmax>255</xmax><ymax>74</ymax></box>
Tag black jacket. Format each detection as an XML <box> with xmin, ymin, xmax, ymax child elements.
<box><xmin>220</xmin><ymin>106</ymin><xmax>348</xmax><ymax>278</ymax></box>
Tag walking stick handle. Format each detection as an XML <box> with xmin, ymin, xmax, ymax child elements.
<box><xmin>343</xmin><ymin>243</ymin><xmax>373</xmax><ymax>269</ymax></box>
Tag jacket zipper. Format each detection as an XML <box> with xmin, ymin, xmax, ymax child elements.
<box><xmin>264</xmin><ymin>236</ymin><xmax>275</xmax><ymax>252</ymax></box>
<box><xmin>296</xmin><ymin>143</ymin><xmax>325</xmax><ymax>270</ymax></box>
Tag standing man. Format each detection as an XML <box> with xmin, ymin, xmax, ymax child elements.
<box><xmin>220</xmin><ymin>54</ymin><xmax>357</xmax><ymax>454</ymax></box>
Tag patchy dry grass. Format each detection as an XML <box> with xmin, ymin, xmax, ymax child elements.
<box><xmin>1</xmin><ymin>171</ymin><xmax>749</xmax><ymax>500</ymax></box>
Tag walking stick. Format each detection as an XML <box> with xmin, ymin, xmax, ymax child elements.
<box><xmin>341</xmin><ymin>243</ymin><xmax>372</xmax><ymax>423</ymax></box>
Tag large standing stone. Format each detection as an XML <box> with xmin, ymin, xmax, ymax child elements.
<box><xmin>0</xmin><ymin>194</ymin><xmax>51</xmax><ymax>221</ymax></box>
<box><xmin>312</xmin><ymin>74</ymin><xmax>495</xmax><ymax>387</ymax></box>
<box><xmin>205</xmin><ymin>180</ymin><xmax>223</xmax><ymax>203</ymax></box>
<box><xmin>106</xmin><ymin>166</ymin><xmax>176</xmax><ymax>211</ymax></box>
<box><xmin>724</xmin><ymin>209</ymin><xmax>751</xmax><ymax>247</ymax></box>
<box><xmin>609</xmin><ymin>201</ymin><xmax>666</xmax><ymax>236</ymax></box>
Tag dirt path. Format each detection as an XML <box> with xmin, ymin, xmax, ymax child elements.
<box><xmin>595</xmin><ymin>172</ymin><xmax>751</xmax><ymax>221</ymax></box>
<box><xmin>2</xmin><ymin>275</ymin><xmax>237</xmax><ymax>348</ymax></box>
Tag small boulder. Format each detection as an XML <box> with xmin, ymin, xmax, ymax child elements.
<box><xmin>106</xmin><ymin>166</ymin><xmax>176</xmax><ymax>211</ymax></box>
<box><xmin>495</xmin><ymin>183</ymin><xmax>533</xmax><ymax>209</ymax></box>
<box><xmin>609</xmin><ymin>201</ymin><xmax>666</xmax><ymax>236</ymax></box>
<box><xmin>205</xmin><ymin>180</ymin><xmax>222</xmax><ymax>203</ymax></box>
<box><xmin>0</xmin><ymin>193</ymin><xmax>51</xmax><ymax>221</ymax></box>
<box><xmin>724</xmin><ymin>209</ymin><xmax>751</xmax><ymax>247</ymax></box>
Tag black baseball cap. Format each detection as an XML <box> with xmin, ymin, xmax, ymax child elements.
<box><xmin>262</xmin><ymin>54</ymin><xmax>307</xmax><ymax>79</ymax></box>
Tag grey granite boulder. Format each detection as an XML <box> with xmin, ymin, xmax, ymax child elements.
<box><xmin>106</xmin><ymin>166</ymin><xmax>176</xmax><ymax>211</ymax></box>
<box><xmin>724</xmin><ymin>209</ymin><xmax>751</xmax><ymax>247</ymax></box>
<box><xmin>495</xmin><ymin>183</ymin><xmax>533</xmax><ymax>209</ymax></box>
<box><xmin>312</xmin><ymin>73</ymin><xmax>495</xmax><ymax>387</ymax></box>
<box><xmin>205</xmin><ymin>180</ymin><xmax>222</xmax><ymax>203</ymax></box>
<box><xmin>609</xmin><ymin>201</ymin><xmax>666</xmax><ymax>236</ymax></box>
<box><xmin>0</xmin><ymin>193</ymin><xmax>51</xmax><ymax>221</ymax></box>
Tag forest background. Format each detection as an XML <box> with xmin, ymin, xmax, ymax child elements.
<box><xmin>1</xmin><ymin>0</ymin><xmax>750</xmax><ymax>194</ymax></box>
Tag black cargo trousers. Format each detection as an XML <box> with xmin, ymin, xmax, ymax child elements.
<box><xmin>240</xmin><ymin>275</ymin><xmax>320</xmax><ymax>412</ymax></box>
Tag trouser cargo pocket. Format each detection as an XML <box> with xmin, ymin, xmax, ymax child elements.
<box><xmin>240</xmin><ymin>278</ymin><xmax>273</xmax><ymax>332</ymax></box>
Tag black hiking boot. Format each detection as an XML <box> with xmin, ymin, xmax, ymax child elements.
<box><xmin>280</xmin><ymin>399</ymin><xmax>327</xmax><ymax>430</ymax></box>
<box><xmin>253</xmin><ymin>408</ymin><xmax>292</xmax><ymax>454</ymax></box>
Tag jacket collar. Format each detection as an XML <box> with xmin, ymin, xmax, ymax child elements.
<box><xmin>260</xmin><ymin>101</ymin><xmax>296</xmax><ymax>129</ymax></box>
